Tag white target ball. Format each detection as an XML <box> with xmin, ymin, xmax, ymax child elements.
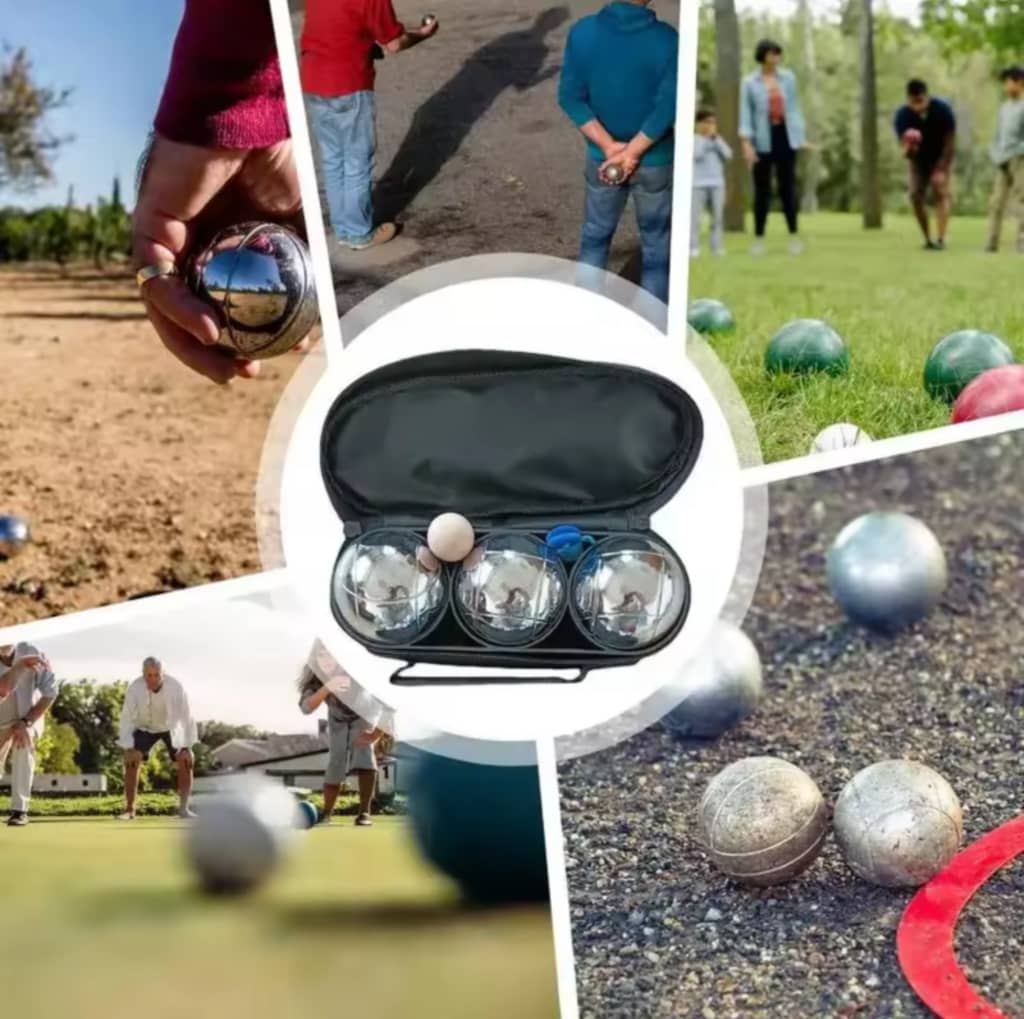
<box><xmin>698</xmin><ymin>756</ymin><xmax>828</xmax><ymax>886</ymax></box>
<box><xmin>185</xmin><ymin>776</ymin><xmax>299</xmax><ymax>894</ymax></box>
<box><xmin>809</xmin><ymin>423</ymin><xmax>873</xmax><ymax>454</ymax></box>
<box><xmin>426</xmin><ymin>512</ymin><xmax>475</xmax><ymax>563</ymax></box>
<box><xmin>833</xmin><ymin>760</ymin><xmax>962</xmax><ymax>887</ymax></box>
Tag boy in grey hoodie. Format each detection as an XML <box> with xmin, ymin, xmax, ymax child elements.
<box><xmin>987</xmin><ymin>65</ymin><xmax>1024</xmax><ymax>253</ymax></box>
<box><xmin>691</xmin><ymin>109</ymin><xmax>732</xmax><ymax>256</ymax></box>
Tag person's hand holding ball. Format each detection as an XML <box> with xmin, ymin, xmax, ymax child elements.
<box><xmin>901</xmin><ymin>128</ymin><xmax>922</xmax><ymax>157</ymax></box>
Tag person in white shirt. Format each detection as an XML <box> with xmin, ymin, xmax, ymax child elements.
<box><xmin>0</xmin><ymin>643</ymin><xmax>59</xmax><ymax>827</ymax></box>
<box><xmin>117</xmin><ymin>656</ymin><xmax>197</xmax><ymax>820</ymax></box>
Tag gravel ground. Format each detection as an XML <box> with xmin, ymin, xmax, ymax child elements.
<box><xmin>558</xmin><ymin>429</ymin><xmax>1024</xmax><ymax>1018</ymax></box>
<box><xmin>287</xmin><ymin>0</ymin><xmax>677</xmax><ymax>316</ymax></box>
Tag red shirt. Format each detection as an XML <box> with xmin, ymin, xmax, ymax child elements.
<box><xmin>767</xmin><ymin>80</ymin><xmax>785</xmax><ymax>125</ymax></box>
<box><xmin>300</xmin><ymin>0</ymin><xmax>406</xmax><ymax>97</ymax></box>
<box><xmin>156</xmin><ymin>0</ymin><xmax>289</xmax><ymax>149</ymax></box>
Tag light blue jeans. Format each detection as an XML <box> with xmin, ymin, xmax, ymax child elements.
<box><xmin>306</xmin><ymin>91</ymin><xmax>376</xmax><ymax>246</ymax></box>
<box><xmin>578</xmin><ymin>159</ymin><xmax>673</xmax><ymax>304</ymax></box>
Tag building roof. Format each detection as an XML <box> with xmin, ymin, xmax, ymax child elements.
<box><xmin>211</xmin><ymin>733</ymin><xmax>328</xmax><ymax>767</ymax></box>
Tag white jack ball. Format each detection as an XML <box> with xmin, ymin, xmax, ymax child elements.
<box><xmin>426</xmin><ymin>513</ymin><xmax>475</xmax><ymax>563</ymax></box>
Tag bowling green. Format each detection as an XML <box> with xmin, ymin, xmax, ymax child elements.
<box><xmin>0</xmin><ymin>814</ymin><xmax>559</xmax><ymax>1019</ymax></box>
<box><xmin>689</xmin><ymin>212</ymin><xmax>1024</xmax><ymax>463</ymax></box>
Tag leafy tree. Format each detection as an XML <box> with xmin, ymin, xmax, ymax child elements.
<box><xmin>49</xmin><ymin>679</ymin><xmax>128</xmax><ymax>792</ymax></box>
<box><xmin>35</xmin><ymin>717</ymin><xmax>81</xmax><ymax>773</ymax></box>
<box><xmin>197</xmin><ymin>720</ymin><xmax>269</xmax><ymax>751</ymax></box>
<box><xmin>0</xmin><ymin>46</ymin><xmax>70</xmax><ymax>190</ymax></box>
<box><xmin>921</xmin><ymin>0</ymin><xmax>1024</xmax><ymax>61</ymax></box>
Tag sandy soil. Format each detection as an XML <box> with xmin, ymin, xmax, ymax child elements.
<box><xmin>288</xmin><ymin>0</ymin><xmax>678</xmax><ymax>317</ymax></box>
<box><xmin>0</xmin><ymin>266</ymin><xmax>311</xmax><ymax>625</ymax></box>
<box><xmin>559</xmin><ymin>429</ymin><xmax>1024</xmax><ymax>1018</ymax></box>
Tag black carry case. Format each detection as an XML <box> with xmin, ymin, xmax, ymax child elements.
<box><xmin>320</xmin><ymin>349</ymin><xmax>704</xmax><ymax>685</ymax></box>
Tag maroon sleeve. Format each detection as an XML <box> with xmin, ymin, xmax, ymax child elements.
<box><xmin>368</xmin><ymin>0</ymin><xmax>405</xmax><ymax>45</ymax></box>
<box><xmin>154</xmin><ymin>0</ymin><xmax>290</xmax><ymax>149</ymax></box>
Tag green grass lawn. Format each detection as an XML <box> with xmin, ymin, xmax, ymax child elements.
<box><xmin>2</xmin><ymin>816</ymin><xmax>558</xmax><ymax>1019</ymax></box>
<box><xmin>688</xmin><ymin>212</ymin><xmax>1024</xmax><ymax>463</ymax></box>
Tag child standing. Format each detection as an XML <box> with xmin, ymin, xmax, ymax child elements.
<box><xmin>690</xmin><ymin>110</ymin><xmax>732</xmax><ymax>256</ymax></box>
<box><xmin>986</xmin><ymin>66</ymin><xmax>1024</xmax><ymax>253</ymax></box>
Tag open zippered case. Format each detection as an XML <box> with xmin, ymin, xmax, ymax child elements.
<box><xmin>320</xmin><ymin>349</ymin><xmax>704</xmax><ymax>685</ymax></box>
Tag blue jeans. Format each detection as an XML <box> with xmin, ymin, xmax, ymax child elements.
<box><xmin>306</xmin><ymin>91</ymin><xmax>376</xmax><ymax>246</ymax></box>
<box><xmin>578</xmin><ymin>159</ymin><xmax>673</xmax><ymax>303</ymax></box>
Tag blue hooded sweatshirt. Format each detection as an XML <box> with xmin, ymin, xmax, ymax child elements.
<box><xmin>558</xmin><ymin>2</ymin><xmax>678</xmax><ymax>167</ymax></box>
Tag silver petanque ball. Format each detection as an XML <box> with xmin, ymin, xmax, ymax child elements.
<box><xmin>833</xmin><ymin>760</ymin><xmax>963</xmax><ymax>887</ymax></box>
<box><xmin>698</xmin><ymin>756</ymin><xmax>828</xmax><ymax>886</ymax></box>
<box><xmin>333</xmin><ymin>529</ymin><xmax>446</xmax><ymax>645</ymax></box>
<box><xmin>421</xmin><ymin>12</ymin><xmax>437</xmax><ymax>26</ymax></box>
<box><xmin>188</xmin><ymin>222</ymin><xmax>318</xmax><ymax>359</ymax></box>
<box><xmin>827</xmin><ymin>511</ymin><xmax>947</xmax><ymax>632</ymax></box>
<box><xmin>604</xmin><ymin>164</ymin><xmax>625</xmax><ymax>184</ymax></box>
<box><xmin>0</xmin><ymin>514</ymin><xmax>30</xmax><ymax>559</ymax></box>
<box><xmin>455</xmin><ymin>533</ymin><xmax>567</xmax><ymax>646</ymax></box>
<box><xmin>663</xmin><ymin>621</ymin><xmax>763</xmax><ymax>738</ymax></box>
<box><xmin>571</xmin><ymin>536</ymin><xmax>687</xmax><ymax>650</ymax></box>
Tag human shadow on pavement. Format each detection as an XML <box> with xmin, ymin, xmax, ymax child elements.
<box><xmin>373</xmin><ymin>6</ymin><xmax>570</xmax><ymax>224</ymax></box>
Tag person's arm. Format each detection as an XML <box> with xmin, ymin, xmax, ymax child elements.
<box><xmin>636</xmin><ymin>35</ymin><xmax>678</xmax><ymax>146</ymax></box>
<box><xmin>12</xmin><ymin>695</ymin><xmax>54</xmax><ymax>748</ymax></box>
<box><xmin>715</xmin><ymin>136</ymin><xmax>733</xmax><ymax>161</ymax></box>
<box><xmin>299</xmin><ymin>684</ymin><xmax>332</xmax><ymax>715</ymax></box>
<box><xmin>738</xmin><ymin>77</ymin><xmax>754</xmax><ymax>141</ymax></box>
<box><xmin>785</xmin><ymin>70</ymin><xmax>804</xmax><ymax>145</ymax></box>
<box><xmin>118</xmin><ymin>683</ymin><xmax>138</xmax><ymax>750</ymax></box>
<box><xmin>175</xmin><ymin>680</ymin><xmax>198</xmax><ymax>748</ymax></box>
<box><xmin>937</xmin><ymin>106</ymin><xmax>956</xmax><ymax>171</ymax></box>
<box><xmin>558</xmin><ymin>28</ymin><xmax>618</xmax><ymax>155</ymax></box>
<box><xmin>373</xmin><ymin>0</ymin><xmax>436</xmax><ymax>55</ymax></box>
<box><xmin>738</xmin><ymin>77</ymin><xmax>757</xmax><ymax>165</ymax></box>
<box><xmin>154</xmin><ymin>0</ymin><xmax>288</xmax><ymax>149</ymax></box>
<box><xmin>0</xmin><ymin>661</ymin><xmax>31</xmax><ymax>700</ymax></box>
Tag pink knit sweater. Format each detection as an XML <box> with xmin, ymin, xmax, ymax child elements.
<box><xmin>155</xmin><ymin>0</ymin><xmax>290</xmax><ymax>149</ymax></box>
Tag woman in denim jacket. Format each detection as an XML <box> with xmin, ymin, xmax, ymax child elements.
<box><xmin>739</xmin><ymin>38</ymin><xmax>806</xmax><ymax>253</ymax></box>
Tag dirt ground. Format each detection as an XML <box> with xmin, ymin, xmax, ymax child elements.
<box><xmin>558</xmin><ymin>429</ymin><xmax>1024</xmax><ymax>1018</ymax></box>
<box><xmin>0</xmin><ymin>266</ymin><xmax>311</xmax><ymax>625</ymax></box>
<box><xmin>288</xmin><ymin>0</ymin><xmax>678</xmax><ymax>316</ymax></box>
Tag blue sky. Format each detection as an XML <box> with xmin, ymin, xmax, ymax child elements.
<box><xmin>0</xmin><ymin>1</ymin><xmax>185</xmax><ymax>209</ymax></box>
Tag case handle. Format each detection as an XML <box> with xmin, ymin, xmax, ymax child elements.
<box><xmin>390</xmin><ymin>662</ymin><xmax>589</xmax><ymax>686</ymax></box>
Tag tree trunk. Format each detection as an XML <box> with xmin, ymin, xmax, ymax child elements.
<box><xmin>859</xmin><ymin>0</ymin><xmax>883</xmax><ymax>228</ymax></box>
<box><xmin>714</xmin><ymin>0</ymin><xmax>746</xmax><ymax>232</ymax></box>
<box><xmin>798</xmin><ymin>0</ymin><xmax>821</xmax><ymax>213</ymax></box>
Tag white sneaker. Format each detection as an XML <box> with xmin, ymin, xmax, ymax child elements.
<box><xmin>789</xmin><ymin>238</ymin><xmax>803</xmax><ymax>254</ymax></box>
<box><xmin>712</xmin><ymin>248</ymin><xmax>726</xmax><ymax>257</ymax></box>
<box><xmin>690</xmin><ymin>248</ymin><xmax>700</xmax><ymax>258</ymax></box>
<box><xmin>116</xmin><ymin>811</ymin><xmax>135</xmax><ymax>821</ymax></box>
<box><xmin>750</xmin><ymin>241</ymin><xmax>764</xmax><ymax>256</ymax></box>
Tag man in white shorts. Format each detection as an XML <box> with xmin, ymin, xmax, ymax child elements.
<box><xmin>117</xmin><ymin>656</ymin><xmax>197</xmax><ymax>820</ymax></box>
<box><xmin>0</xmin><ymin>643</ymin><xmax>59</xmax><ymax>827</ymax></box>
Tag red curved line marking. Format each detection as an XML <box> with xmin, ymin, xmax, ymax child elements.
<box><xmin>897</xmin><ymin>814</ymin><xmax>1024</xmax><ymax>1019</ymax></box>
